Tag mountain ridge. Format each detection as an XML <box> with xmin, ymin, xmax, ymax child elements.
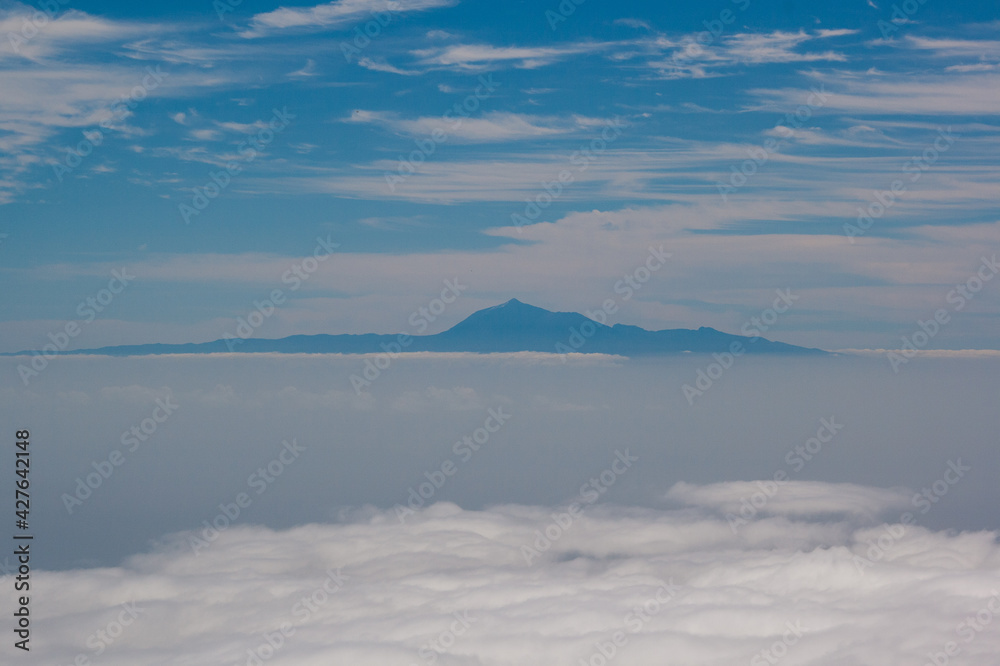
<box><xmin>2</xmin><ymin>298</ymin><xmax>827</xmax><ymax>357</ymax></box>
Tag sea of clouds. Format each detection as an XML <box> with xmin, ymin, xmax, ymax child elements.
<box><xmin>1</xmin><ymin>352</ymin><xmax>997</xmax><ymax>664</ymax></box>
<box><xmin>26</xmin><ymin>497</ymin><xmax>1000</xmax><ymax>665</ymax></box>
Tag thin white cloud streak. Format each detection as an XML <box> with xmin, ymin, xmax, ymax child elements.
<box><xmin>757</xmin><ymin>71</ymin><xmax>1000</xmax><ymax>115</ymax></box>
<box><xmin>31</xmin><ymin>496</ymin><xmax>1000</xmax><ymax>664</ymax></box>
<box><xmin>412</xmin><ymin>41</ymin><xmax>615</xmax><ymax>70</ymax></box>
<box><xmin>356</xmin><ymin>56</ymin><xmax>423</xmax><ymax>75</ymax></box>
<box><xmin>249</xmin><ymin>125</ymin><xmax>997</xmax><ymax>207</ymax></box>
<box><xmin>0</xmin><ymin>6</ymin><xmax>156</xmax><ymax>61</ymax></box>
<box><xmin>614</xmin><ymin>18</ymin><xmax>652</xmax><ymax>31</ymax></box>
<box><xmin>901</xmin><ymin>36</ymin><xmax>1000</xmax><ymax>59</ymax></box>
<box><xmin>381</xmin><ymin>29</ymin><xmax>849</xmax><ymax>78</ymax></box>
<box><xmin>2</xmin><ymin>350</ymin><xmax>624</xmax><ymax>367</ymax></box>
<box><xmin>646</xmin><ymin>29</ymin><xmax>851</xmax><ymax>79</ymax></box>
<box><xmin>815</xmin><ymin>29</ymin><xmax>860</xmax><ymax>38</ymax></box>
<box><xmin>836</xmin><ymin>349</ymin><xmax>1000</xmax><ymax>358</ymax></box>
<box><xmin>724</xmin><ymin>30</ymin><xmax>848</xmax><ymax>64</ymax></box>
<box><xmin>241</xmin><ymin>0</ymin><xmax>458</xmax><ymax>38</ymax></box>
<box><xmin>667</xmin><ymin>480</ymin><xmax>912</xmax><ymax>518</ymax></box>
<box><xmin>119</xmin><ymin>38</ymin><xmax>281</xmax><ymax>66</ymax></box>
<box><xmin>346</xmin><ymin>110</ymin><xmax>612</xmax><ymax>142</ymax></box>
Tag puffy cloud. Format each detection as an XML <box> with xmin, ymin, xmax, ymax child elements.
<box><xmin>32</xmin><ymin>494</ymin><xmax>1000</xmax><ymax>664</ymax></box>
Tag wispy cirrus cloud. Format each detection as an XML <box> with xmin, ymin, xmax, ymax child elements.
<box><xmin>411</xmin><ymin>41</ymin><xmax>615</xmax><ymax>70</ymax></box>
<box><xmin>345</xmin><ymin>110</ymin><xmax>614</xmax><ymax>142</ymax></box>
<box><xmin>0</xmin><ymin>4</ymin><xmax>155</xmax><ymax>61</ymax></box>
<box><xmin>240</xmin><ymin>0</ymin><xmax>459</xmax><ymax>38</ymax></box>
<box><xmin>897</xmin><ymin>35</ymin><xmax>1000</xmax><ymax>59</ymax></box>
<box><xmin>894</xmin><ymin>35</ymin><xmax>1000</xmax><ymax>71</ymax></box>
<box><xmin>0</xmin><ymin>8</ymin><xmax>272</xmax><ymax>202</ymax></box>
<box><xmin>645</xmin><ymin>29</ymin><xmax>855</xmax><ymax>79</ymax></box>
<box><xmin>756</xmin><ymin>70</ymin><xmax>1000</xmax><ymax>115</ymax></box>
<box><xmin>614</xmin><ymin>18</ymin><xmax>652</xmax><ymax>31</ymax></box>
<box><xmin>356</xmin><ymin>56</ymin><xmax>422</xmax><ymax>75</ymax></box>
<box><xmin>724</xmin><ymin>30</ymin><xmax>851</xmax><ymax>64</ymax></box>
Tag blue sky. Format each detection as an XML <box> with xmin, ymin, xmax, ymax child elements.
<box><xmin>1</xmin><ymin>0</ymin><xmax>998</xmax><ymax>351</ymax></box>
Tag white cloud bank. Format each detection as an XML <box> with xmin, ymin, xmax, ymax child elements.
<box><xmin>29</xmin><ymin>485</ymin><xmax>1000</xmax><ymax>665</ymax></box>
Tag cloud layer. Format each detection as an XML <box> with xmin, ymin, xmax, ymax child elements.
<box><xmin>29</xmin><ymin>495</ymin><xmax>1000</xmax><ymax>665</ymax></box>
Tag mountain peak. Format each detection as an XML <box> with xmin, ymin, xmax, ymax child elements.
<box><xmin>494</xmin><ymin>297</ymin><xmax>534</xmax><ymax>310</ymax></box>
<box><xmin>436</xmin><ymin>299</ymin><xmax>603</xmax><ymax>350</ymax></box>
<box><xmin>471</xmin><ymin>298</ymin><xmax>553</xmax><ymax>319</ymax></box>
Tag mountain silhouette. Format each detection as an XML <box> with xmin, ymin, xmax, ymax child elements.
<box><xmin>3</xmin><ymin>299</ymin><xmax>825</xmax><ymax>357</ymax></box>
